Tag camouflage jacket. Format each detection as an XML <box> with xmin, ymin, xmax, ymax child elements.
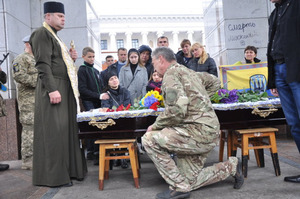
<box><xmin>12</xmin><ymin>52</ymin><xmax>37</xmax><ymax>124</ymax></box>
<box><xmin>152</xmin><ymin>63</ymin><xmax>221</xmax><ymax>143</ymax></box>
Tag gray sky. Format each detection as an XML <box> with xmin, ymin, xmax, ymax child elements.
<box><xmin>89</xmin><ymin>0</ymin><xmax>203</xmax><ymax>15</ymax></box>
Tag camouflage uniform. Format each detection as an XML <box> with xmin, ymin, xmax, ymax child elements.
<box><xmin>142</xmin><ymin>63</ymin><xmax>238</xmax><ymax>192</ymax></box>
<box><xmin>12</xmin><ymin>52</ymin><xmax>37</xmax><ymax>169</ymax></box>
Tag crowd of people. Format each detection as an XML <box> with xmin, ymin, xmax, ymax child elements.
<box><xmin>1</xmin><ymin>0</ymin><xmax>300</xmax><ymax>199</ymax></box>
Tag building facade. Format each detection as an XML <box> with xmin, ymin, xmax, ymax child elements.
<box><xmin>97</xmin><ymin>14</ymin><xmax>203</xmax><ymax>64</ymax></box>
<box><xmin>202</xmin><ymin>0</ymin><xmax>274</xmax><ymax>66</ymax></box>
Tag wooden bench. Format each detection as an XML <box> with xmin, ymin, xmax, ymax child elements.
<box><xmin>95</xmin><ymin>139</ymin><xmax>140</xmax><ymax>190</ymax></box>
<box><xmin>219</xmin><ymin>127</ymin><xmax>281</xmax><ymax>178</ymax></box>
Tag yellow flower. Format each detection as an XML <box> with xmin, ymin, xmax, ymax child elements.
<box><xmin>157</xmin><ymin>94</ymin><xmax>163</xmax><ymax>101</ymax></box>
<box><xmin>140</xmin><ymin>91</ymin><xmax>165</xmax><ymax>108</ymax></box>
<box><xmin>145</xmin><ymin>92</ymin><xmax>151</xmax><ymax>97</ymax></box>
<box><xmin>141</xmin><ymin>97</ymin><xmax>145</xmax><ymax>105</ymax></box>
<box><xmin>152</xmin><ymin>90</ymin><xmax>159</xmax><ymax>97</ymax></box>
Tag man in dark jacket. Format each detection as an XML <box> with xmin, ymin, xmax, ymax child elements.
<box><xmin>157</xmin><ymin>36</ymin><xmax>184</xmax><ymax>65</ymax></box>
<box><xmin>101</xmin><ymin>48</ymin><xmax>127</xmax><ymax>88</ymax></box>
<box><xmin>267</xmin><ymin>0</ymin><xmax>300</xmax><ymax>183</ymax></box>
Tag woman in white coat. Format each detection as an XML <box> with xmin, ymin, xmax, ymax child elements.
<box><xmin>119</xmin><ymin>48</ymin><xmax>148</xmax><ymax>104</ymax></box>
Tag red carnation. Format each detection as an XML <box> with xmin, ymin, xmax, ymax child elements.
<box><xmin>125</xmin><ymin>104</ymin><xmax>131</xmax><ymax>110</ymax></box>
<box><xmin>116</xmin><ymin>104</ymin><xmax>125</xmax><ymax>111</ymax></box>
<box><xmin>149</xmin><ymin>101</ymin><xmax>160</xmax><ymax>111</ymax></box>
<box><xmin>154</xmin><ymin>87</ymin><xmax>161</xmax><ymax>93</ymax></box>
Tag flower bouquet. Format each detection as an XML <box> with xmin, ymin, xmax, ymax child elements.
<box><xmin>211</xmin><ymin>89</ymin><xmax>269</xmax><ymax>104</ymax></box>
<box><xmin>139</xmin><ymin>89</ymin><xmax>164</xmax><ymax>111</ymax></box>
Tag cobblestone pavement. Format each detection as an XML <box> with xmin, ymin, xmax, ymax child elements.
<box><xmin>1</xmin><ymin>135</ymin><xmax>299</xmax><ymax>199</ymax></box>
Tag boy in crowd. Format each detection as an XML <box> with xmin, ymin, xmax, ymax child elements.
<box><xmin>78</xmin><ymin>47</ymin><xmax>109</xmax><ymax>163</ymax></box>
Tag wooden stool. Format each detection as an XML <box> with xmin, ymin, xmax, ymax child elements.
<box><xmin>219</xmin><ymin>128</ymin><xmax>281</xmax><ymax>178</ymax></box>
<box><xmin>95</xmin><ymin>139</ymin><xmax>140</xmax><ymax>190</ymax></box>
<box><xmin>219</xmin><ymin>130</ymin><xmax>233</xmax><ymax>162</ymax></box>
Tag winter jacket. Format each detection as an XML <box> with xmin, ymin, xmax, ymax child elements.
<box><xmin>187</xmin><ymin>56</ymin><xmax>218</xmax><ymax>77</ymax></box>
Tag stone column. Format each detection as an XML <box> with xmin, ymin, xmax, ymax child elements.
<box><xmin>187</xmin><ymin>30</ymin><xmax>194</xmax><ymax>44</ymax></box>
<box><xmin>126</xmin><ymin>32</ymin><xmax>132</xmax><ymax>49</ymax></box>
<box><xmin>156</xmin><ymin>31</ymin><xmax>164</xmax><ymax>38</ymax></box>
<box><xmin>141</xmin><ymin>31</ymin><xmax>148</xmax><ymax>45</ymax></box>
<box><xmin>109</xmin><ymin>32</ymin><xmax>117</xmax><ymax>51</ymax></box>
<box><xmin>172</xmin><ymin>31</ymin><xmax>179</xmax><ymax>52</ymax></box>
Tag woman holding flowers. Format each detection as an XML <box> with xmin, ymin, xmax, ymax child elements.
<box><xmin>119</xmin><ymin>48</ymin><xmax>148</xmax><ymax>103</ymax></box>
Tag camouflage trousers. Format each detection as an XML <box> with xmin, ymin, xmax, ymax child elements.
<box><xmin>142</xmin><ymin>127</ymin><xmax>238</xmax><ymax>192</ymax></box>
<box><xmin>21</xmin><ymin>123</ymin><xmax>34</xmax><ymax>164</ymax></box>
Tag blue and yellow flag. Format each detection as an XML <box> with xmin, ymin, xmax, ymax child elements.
<box><xmin>219</xmin><ymin>62</ymin><xmax>268</xmax><ymax>92</ymax></box>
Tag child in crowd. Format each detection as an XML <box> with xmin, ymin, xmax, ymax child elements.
<box><xmin>146</xmin><ymin>71</ymin><xmax>163</xmax><ymax>92</ymax></box>
<box><xmin>101</xmin><ymin>70</ymin><xmax>131</xmax><ymax>169</ymax></box>
<box><xmin>78</xmin><ymin>47</ymin><xmax>108</xmax><ymax>111</ymax></box>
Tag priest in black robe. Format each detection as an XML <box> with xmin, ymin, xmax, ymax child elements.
<box><xmin>30</xmin><ymin>1</ymin><xmax>87</xmax><ymax>187</ymax></box>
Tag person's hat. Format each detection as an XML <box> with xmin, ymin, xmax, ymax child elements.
<box><xmin>128</xmin><ymin>48</ymin><xmax>139</xmax><ymax>57</ymax></box>
<box><xmin>22</xmin><ymin>35</ymin><xmax>30</xmax><ymax>43</ymax></box>
<box><xmin>44</xmin><ymin>1</ymin><xmax>65</xmax><ymax>14</ymax></box>
<box><xmin>138</xmin><ymin>45</ymin><xmax>152</xmax><ymax>54</ymax></box>
<box><xmin>106</xmin><ymin>70</ymin><xmax>118</xmax><ymax>83</ymax></box>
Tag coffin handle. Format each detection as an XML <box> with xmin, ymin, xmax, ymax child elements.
<box><xmin>88</xmin><ymin>119</ymin><xmax>116</xmax><ymax>130</ymax></box>
<box><xmin>251</xmin><ymin>108</ymin><xmax>278</xmax><ymax>118</ymax></box>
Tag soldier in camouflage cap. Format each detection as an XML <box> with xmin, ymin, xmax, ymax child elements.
<box><xmin>12</xmin><ymin>35</ymin><xmax>38</xmax><ymax>170</ymax></box>
<box><xmin>142</xmin><ymin>47</ymin><xmax>244</xmax><ymax>199</ymax></box>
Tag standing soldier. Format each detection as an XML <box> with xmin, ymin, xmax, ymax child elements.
<box><xmin>12</xmin><ymin>35</ymin><xmax>38</xmax><ymax>170</ymax></box>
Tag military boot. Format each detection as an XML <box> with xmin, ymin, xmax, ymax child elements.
<box><xmin>233</xmin><ymin>157</ymin><xmax>244</xmax><ymax>189</ymax></box>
